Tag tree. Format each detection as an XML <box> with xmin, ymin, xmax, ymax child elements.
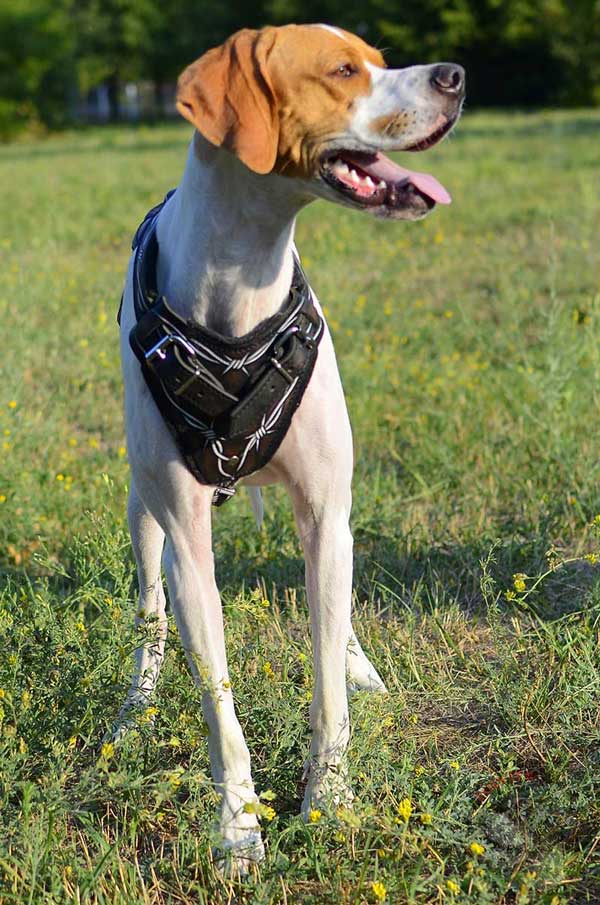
<box><xmin>0</xmin><ymin>0</ymin><xmax>75</xmax><ymax>136</ymax></box>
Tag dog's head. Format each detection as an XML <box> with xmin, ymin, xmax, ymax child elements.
<box><xmin>176</xmin><ymin>24</ymin><xmax>465</xmax><ymax>220</ymax></box>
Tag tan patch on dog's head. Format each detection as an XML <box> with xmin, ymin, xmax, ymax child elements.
<box><xmin>176</xmin><ymin>25</ymin><xmax>385</xmax><ymax>177</ymax></box>
<box><xmin>267</xmin><ymin>25</ymin><xmax>384</xmax><ymax>178</ymax></box>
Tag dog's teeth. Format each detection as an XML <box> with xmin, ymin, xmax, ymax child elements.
<box><xmin>337</xmin><ymin>162</ymin><xmax>350</xmax><ymax>175</ymax></box>
<box><xmin>364</xmin><ymin>176</ymin><xmax>375</xmax><ymax>189</ymax></box>
<box><xmin>378</xmin><ymin>180</ymin><xmax>386</xmax><ymax>189</ymax></box>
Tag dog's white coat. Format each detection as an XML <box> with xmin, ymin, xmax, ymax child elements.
<box><xmin>115</xmin><ymin>46</ymin><xmax>459</xmax><ymax>869</ymax></box>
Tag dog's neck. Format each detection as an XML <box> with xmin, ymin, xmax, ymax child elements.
<box><xmin>156</xmin><ymin>134</ymin><xmax>312</xmax><ymax>336</ymax></box>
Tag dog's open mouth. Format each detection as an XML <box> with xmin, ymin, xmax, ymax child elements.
<box><xmin>320</xmin><ymin>116</ymin><xmax>456</xmax><ymax>217</ymax></box>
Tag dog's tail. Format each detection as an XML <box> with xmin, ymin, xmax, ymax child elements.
<box><xmin>247</xmin><ymin>487</ymin><xmax>264</xmax><ymax>529</ymax></box>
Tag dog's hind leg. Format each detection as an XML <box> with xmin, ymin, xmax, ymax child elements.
<box><xmin>346</xmin><ymin>628</ymin><xmax>388</xmax><ymax>694</ymax></box>
<box><xmin>110</xmin><ymin>483</ymin><xmax>168</xmax><ymax>741</ymax></box>
<box><xmin>289</xmin><ymin>476</ymin><xmax>356</xmax><ymax>817</ymax></box>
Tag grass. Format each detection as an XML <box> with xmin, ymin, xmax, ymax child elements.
<box><xmin>1</xmin><ymin>109</ymin><xmax>600</xmax><ymax>903</ymax></box>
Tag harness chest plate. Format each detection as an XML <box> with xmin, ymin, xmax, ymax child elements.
<box><xmin>122</xmin><ymin>192</ymin><xmax>324</xmax><ymax>506</ymax></box>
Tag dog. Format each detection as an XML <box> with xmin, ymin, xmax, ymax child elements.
<box><xmin>114</xmin><ymin>24</ymin><xmax>464</xmax><ymax>871</ymax></box>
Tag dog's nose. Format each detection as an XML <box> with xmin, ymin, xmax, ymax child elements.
<box><xmin>430</xmin><ymin>64</ymin><xmax>465</xmax><ymax>97</ymax></box>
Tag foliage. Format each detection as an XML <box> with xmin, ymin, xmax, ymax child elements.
<box><xmin>1</xmin><ymin>110</ymin><xmax>600</xmax><ymax>900</ymax></box>
<box><xmin>0</xmin><ymin>0</ymin><xmax>76</xmax><ymax>137</ymax></box>
<box><xmin>1</xmin><ymin>0</ymin><xmax>600</xmax><ymax>135</ymax></box>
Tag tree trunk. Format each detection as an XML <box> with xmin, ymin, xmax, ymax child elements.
<box><xmin>106</xmin><ymin>73</ymin><xmax>120</xmax><ymax>122</ymax></box>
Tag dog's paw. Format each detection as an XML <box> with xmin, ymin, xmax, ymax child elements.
<box><xmin>215</xmin><ymin>783</ymin><xmax>266</xmax><ymax>877</ymax></box>
<box><xmin>104</xmin><ymin>699</ymin><xmax>157</xmax><ymax>745</ymax></box>
<box><xmin>214</xmin><ymin>831</ymin><xmax>265</xmax><ymax>878</ymax></box>
<box><xmin>301</xmin><ymin>759</ymin><xmax>354</xmax><ymax>819</ymax></box>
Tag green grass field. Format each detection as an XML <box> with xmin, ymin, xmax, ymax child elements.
<box><xmin>1</xmin><ymin>110</ymin><xmax>600</xmax><ymax>904</ymax></box>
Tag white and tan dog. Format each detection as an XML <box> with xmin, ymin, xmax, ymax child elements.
<box><xmin>115</xmin><ymin>24</ymin><xmax>464</xmax><ymax>870</ymax></box>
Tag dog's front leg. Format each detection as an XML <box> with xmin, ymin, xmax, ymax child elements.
<box><xmin>141</xmin><ymin>476</ymin><xmax>264</xmax><ymax>873</ymax></box>
<box><xmin>292</xmin><ymin>485</ymin><xmax>355</xmax><ymax>817</ymax></box>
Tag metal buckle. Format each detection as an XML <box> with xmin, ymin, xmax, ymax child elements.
<box><xmin>273</xmin><ymin>326</ymin><xmax>298</xmax><ymax>359</ymax></box>
<box><xmin>144</xmin><ymin>332</ymin><xmax>197</xmax><ymax>366</ymax></box>
<box><xmin>270</xmin><ymin>356</ymin><xmax>295</xmax><ymax>385</ymax></box>
<box><xmin>212</xmin><ymin>486</ymin><xmax>236</xmax><ymax>507</ymax></box>
<box><xmin>270</xmin><ymin>326</ymin><xmax>299</xmax><ymax>384</ymax></box>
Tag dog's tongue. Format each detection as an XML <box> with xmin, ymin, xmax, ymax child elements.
<box><xmin>343</xmin><ymin>151</ymin><xmax>451</xmax><ymax>205</ymax></box>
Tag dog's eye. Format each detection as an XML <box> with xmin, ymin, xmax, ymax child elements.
<box><xmin>331</xmin><ymin>63</ymin><xmax>357</xmax><ymax>78</ymax></box>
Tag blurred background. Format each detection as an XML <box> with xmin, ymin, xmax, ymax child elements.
<box><xmin>1</xmin><ymin>0</ymin><xmax>600</xmax><ymax>140</ymax></box>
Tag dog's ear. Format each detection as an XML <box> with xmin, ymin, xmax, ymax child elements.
<box><xmin>176</xmin><ymin>28</ymin><xmax>279</xmax><ymax>175</ymax></box>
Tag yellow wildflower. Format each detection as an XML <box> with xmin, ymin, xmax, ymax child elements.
<box><xmin>243</xmin><ymin>801</ymin><xmax>276</xmax><ymax>821</ymax></box>
<box><xmin>469</xmin><ymin>841</ymin><xmax>485</xmax><ymax>856</ymax></box>
<box><xmin>308</xmin><ymin>808</ymin><xmax>322</xmax><ymax>823</ymax></box>
<box><xmin>0</xmin><ymin>495</ymin><xmax>6</xmax><ymax>504</ymax></box>
<box><xmin>68</xmin><ymin>736</ymin><xmax>78</xmax><ymax>749</ymax></box>
<box><xmin>8</xmin><ymin>400</ymin><xmax>17</xmax><ymax>409</ymax></box>
<box><xmin>260</xmin><ymin>804</ymin><xmax>276</xmax><ymax>821</ymax></box>
<box><xmin>100</xmin><ymin>742</ymin><xmax>114</xmax><ymax>760</ymax></box>
<box><xmin>513</xmin><ymin>573</ymin><xmax>527</xmax><ymax>593</ymax></box>
<box><xmin>263</xmin><ymin>660</ymin><xmax>275</xmax><ymax>679</ymax></box>
<box><xmin>139</xmin><ymin>706</ymin><xmax>158</xmax><ymax>724</ymax></box>
<box><xmin>446</xmin><ymin>879</ymin><xmax>460</xmax><ymax>894</ymax></box>
<box><xmin>21</xmin><ymin>690</ymin><xmax>31</xmax><ymax>708</ymax></box>
<box><xmin>397</xmin><ymin>798</ymin><xmax>412</xmax><ymax>822</ymax></box>
<box><xmin>449</xmin><ymin>760</ymin><xmax>460</xmax><ymax>771</ymax></box>
<box><xmin>420</xmin><ymin>812</ymin><xmax>433</xmax><ymax>825</ymax></box>
<box><xmin>371</xmin><ymin>881</ymin><xmax>387</xmax><ymax>901</ymax></box>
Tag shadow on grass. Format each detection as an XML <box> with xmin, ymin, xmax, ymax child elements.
<box><xmin>212</xmin><ymin>512</ymin><xmax>600</xmax><ymax>621</ymax></box>
<box><xmin>3</xmin><ymin>502</ymin><xmax>598</xmax><ymax>627</ymax></box>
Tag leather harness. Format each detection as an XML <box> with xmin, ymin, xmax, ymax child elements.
<box><xmin>119</xmin><ymin>192</ymin><xmax>324</xmax><ymax>506</ymax></box>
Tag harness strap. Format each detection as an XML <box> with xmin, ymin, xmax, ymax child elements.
<box><xmin>123</xmin><ymin>191</ymin><xmax>324</xmax><ymax>506</ymax></box>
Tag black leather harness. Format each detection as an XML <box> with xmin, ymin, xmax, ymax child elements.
<box><xmin>120</xmin><ymin>192</ymin><xmax>324</xmax><ymax>506</ymax></box>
